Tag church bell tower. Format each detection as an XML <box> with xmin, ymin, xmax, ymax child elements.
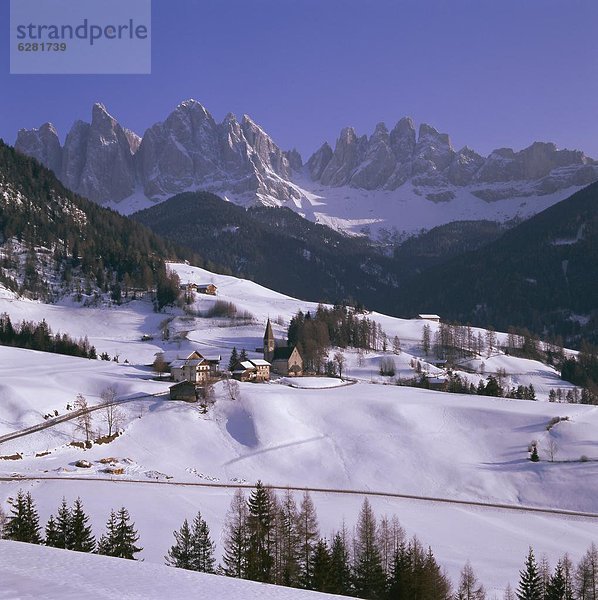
<box><xmin>264</xmin><ymin>319</ymin><xmax>275</xmax><ymax>362</ymax></box>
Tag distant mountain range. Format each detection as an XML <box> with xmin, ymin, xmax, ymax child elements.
<box><xmin>394</xmin><ymin>180</ymin><xmax>598</xmax><ymax>344</ymax></box>
<box><xmin>2</xmin><ymin>131</ymin><xmax>597</xmax><ymax>345</ymax></box>
<box><xmin>15</xmin><ymin>101</ymin><xmax>598</xmax><ymax>235</ymax></box>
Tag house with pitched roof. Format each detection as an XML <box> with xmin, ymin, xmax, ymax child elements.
<box><xmin>232</xmin><ymin>358</ymin><xmax>271</xmax><ymax>382</ymax></box>
<box><xmin>169</xmin><ymin>351</ymin><xmax>221</xmax><ymax>383</ymax></box>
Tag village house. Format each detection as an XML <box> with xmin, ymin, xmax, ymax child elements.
<box><xmin>197</xmin><ymin>284</ymin><xmax>217</xmax><ymax>295</ymax></box>
<box><xmin>168</xmin><ymin>351</ymin><xmax>221</xmax><ymax>383</ymax></box>
<box><xmin>417</xmin><ymin>314</ymin><xmax>441</xmax><ymax>323</ymax></box>
<box><xmin>263</xmin><ymin>319</ymin><xmax>303</xmax><ymax>376</ymax></box>
<box><xmin>180</xmin><ymin>283</ymin><xmax>198</xmax><ymax>291</ymax></box>
<box><xmin>231</xmin><ymin>358</ymin><xmax>271</xmax><ymax>382</ymax></box>
<box><xmin>169</xmin><ymin>380</ymin><xmax>199</xmax><ymax>402</ymax></box>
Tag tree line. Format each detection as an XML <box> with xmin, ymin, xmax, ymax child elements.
<box><xmin>419</xmin><ymin>322</ymin><xmax>598</xmax><ymax>404</ymax></box>
<box><xmin>2</xmin><ymin>486</ymin><xmax>598</xmax><ymax>600</ymax></box>
<box><xmin>288</xmin><ymin>305</ymin><xmax>387</xmax><ymax>373</ymax></box>
<box><xmin>0</xmin><ymin>312</ymin><xmax>96</xmax><ymax>358</ymax></box>
<box><xmin>1</xmin><ymin>491</ymin><xmax>140</xmax><ymax>559</ymax></box>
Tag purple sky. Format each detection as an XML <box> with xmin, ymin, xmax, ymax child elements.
<box><xmin>1</xmin><ymin>0</ymin><xmax>597</xmax><ymax>160</ymax></box>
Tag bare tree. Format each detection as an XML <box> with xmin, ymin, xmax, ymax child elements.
<box><xmin>357</xmin><ymin>348</ymin><xmax>365</xmax><ymax>368</ymax></box>
<box><xmin>485</xmin><ymin>328</ymin><xmax>497</xmax><ymax>358</ymax></box>
<box><xmin>503</xmin><ymin>583</ymin><xmax>515</xmax><ymax>600</ymax></box>
<box><xmin>224</xmin><ymin>377</ymin><xmax>240</xmax><ymax>402</ymax></box>
<box><xmin>392</xmin><ymin>336</ymin><xmax>401</xmax><ymax>355</ymax></box>
<box><xmin>421</xmin><ymin>324</ymin><xmax>431</xmax><ymax>356</ymax></box>
<box><xmin>100</xmin><ymin>387</ymin><xmax>124</xmax><ymax>437</ymax></box>
<box><xmin>74</xmin><ymin>393</ymin><xmax>93</xmax><ymax>443</ymax></box>
<box><xmin>333</xmin><ymin>351</ymin><xmax>346</xmax><ymax>379</ymax></box>
<box><xmin>153</xmin><ymin>354</ymin><xmax>169</xmax><ymax>379</ymax></box>
<box><xmin>545</xmin><ymin>438</ymin><xmax>559</xmax><ymax>462</ymax></box>
<box><xmin>198</xmin><ymin>381</ymin><xmax>216</xmax><ymax>412</ymax></box>
<box><xmin>456</xmin><ymin>561</ymin><xmax>486</xmax><ymax>600</ymax></box>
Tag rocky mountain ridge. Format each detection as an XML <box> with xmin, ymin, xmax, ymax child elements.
<box><xmin>309</xmin><ymin>118</ymin><xmax>598</xmax><ymax>201</ymax></box>
<box><xmin>15</xmin><ymin>101</ymin><xmax>303</xmax><ymax>205</ymax></box>
<box><xmin>15</xmin><ymin>100</ymin><xmax>598</xmax><ymax>208</ymax></box>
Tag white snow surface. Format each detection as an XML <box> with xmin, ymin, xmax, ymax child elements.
<box><xmin>0</xmin><ymin>263</ymin><xmax>597</xmax><ymax>595</ymax></box>
<box><xmin>0</xmin><ymin>540</ymin><xmax>345</xmax><ymax>599</ymax></box>
<box><xmin>114</xmin><ymin>175</ymin><xmax>582</xmax><ymax>238</ymax></box>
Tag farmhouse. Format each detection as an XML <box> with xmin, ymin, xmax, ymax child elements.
<box><xmin>169</xmin><ymin>351</ymin><xmax>221</xmax><ymax>383</ymax></box>
<box><xmin>417</xmin><ymin>314</ymin><xmax>441</xmax><ymax>323</ymax></box>
<box><xmin>197</xmin><ymin>284</ymin><xmax>217</xmax><ymax>295</ymax></box>
<box><xmin>263</xmin><ymin>319</ymin><xmax>303</xmax><ymax>376</ymax></box>
<box><xmin>232</xmin><ymin>359</ymin><xmax>271</xmax><ymax>382</ymax></box>
<box><xmin>169</xmin><ymin>380</ymin><xmax>198</xmax><ymax>402</ymax></box>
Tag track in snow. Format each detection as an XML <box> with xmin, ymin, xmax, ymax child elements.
<box><xmin>1</xmin><ymin>475</ymin><xmax>597</xmax><ymax>520</ymax></box>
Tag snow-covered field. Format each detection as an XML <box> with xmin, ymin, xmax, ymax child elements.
<box><xmin>0</xmin><ymin>540</ymin><xmax>346</xmax><ymax>599</ymax></box>
<box><xmin>0</xmin><ymin>263</ymin><xmax>596</xmax><ymax>595</ymax></box>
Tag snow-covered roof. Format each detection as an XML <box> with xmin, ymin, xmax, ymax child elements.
<box><xmin>203</xmin><ymin>355</ymin><xmax>221</xmax><ymax>362</ymax></box>
<box><xmin>185</xmin><ymin>359</ymin><xmax>206</xmax><ymax>367</ymax></box>
<box><xmin>169</xmin><ymin>359</ymin><xmax>186</xmax><ymax>369</ymax></box>
<box><xmin>418</xmin><ymin>314</ymin><xmax>441</xmax><ymax>320</ymax></box>
<box><xmin>250</xmin><ymin>359</ymin><xmax>270</xmax><ymax>367</ymax></box>
<box><xmin>239</xmin><ymin>360</ymin><xmax>255</xmax><ymax>370</ymax></box>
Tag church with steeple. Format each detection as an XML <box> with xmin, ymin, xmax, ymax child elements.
<box><xmin>263</xmin><ymin>319</ymin><xmax>303</xmax><ymax>376</ymax></box>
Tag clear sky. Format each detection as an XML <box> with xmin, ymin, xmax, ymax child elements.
<box><xmin>1</xmin><ymin>0</ymin><xmax>597</xmax><ymax>160</ymax></box>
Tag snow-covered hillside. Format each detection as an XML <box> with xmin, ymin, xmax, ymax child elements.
<box><xmin>0</xmin><ymin>540</ymin><xmax>346</xmax><ymax>599</ymax></box>
<box><xmin>0</xmin><ymin>264</ymin><xmax>597</xmax><ymax>595</ymax></box>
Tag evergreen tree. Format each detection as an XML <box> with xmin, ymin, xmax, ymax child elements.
<box><xmin>517</xmin><ymin>548</ymin><xmax>542</xmax><ymax>600</ymax></box>
<box><xmin>98</xmin><ymin>508</ymin><xmax>141</xmax><ymax>560</ymax></box>
<box><xmin>44</xmin><ymin>514</ymin><xmax>60</xmax><ymax>547</ymax></box>
<box><xmin>97</xmin><ymin>510</ymin><xmax>117</xmax><ymax>556</ymax></box>
<box><xmin>3</xmin><ymin>490</ymin><xmax>42</xmax><ymax>544</ymax></box>
<box><xmin>455</xmin><ymin>561</ymin><xmax>486</xmax><ymax>600</ymax></box>
<box><xmin>353</xmin><ymin>498</ymin><xmax>386</xmax><ymax>599</ymax></box>
<box><xmin>311</xmin><ymin>538</ymin><xmax>332</xmax><ymax>592</ymax></box>
<box><xmin>422</xmin><ymin>546</ymin><xmax>452</xmax><ymax>600</ymax></box>
<box><xmin>387</xmin><ymin>542</ymin><xmax>411</xmax><ymax>600</ymax></box>
<box><xmin>239</xmin><ymin>348</ymin><xmax>249</xmax><ymax>362</ymax></box>
<box><xmin>328</xmin><ymin>528</ymin><xmax>353</xmax><ymax>596</ymax></box>
<box><xmin>222</xmin><ymin>488</ymin><xmax>249</xmax><ymax>578</ymax></box>
<box><xmin>166</xmin><ymin>518</ymin><xmax>194</xmax><ymax>569</ymax></box>
<box><xmin>70</xmin><ymin>497</ymin><xmax>95</xmax><ymax>553</ymax></box>
<box><xmin>297</xmin><ymin>490</ymin><xmax>319</xmax><ymax>589</ymax></box>
<box><xmin>246</xmin><ymin>481</ymin><xmax>275</xmax><ymax>583</ymax></box>
<box><xmin>229</xmin><ymin>347</ymin><xmax>239</xmax><ymax>371</ymax></box>
<box><xmin>546</xmin><ymin>560</ymin><xmax>566</xmax><ymax>600</ymax></box>
<box><xmin>54</xmin><ymin>497</ymin><xmax>72</xmax><ymax>549</ymax></box>
<box><xmin>190</xmin><ymin>511</ymin><xmax>216</xmax><ymax>573</ymax></box>
<box><xmin>277</xmin><ymin>489</ymin><xmax>300</xmax><ymax>587</ymax></box>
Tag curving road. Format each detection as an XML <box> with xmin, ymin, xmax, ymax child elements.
<box><xmin>0</xmin><ymin>391</ymin><xmax>168</xmax><ymax>446</ymax></box>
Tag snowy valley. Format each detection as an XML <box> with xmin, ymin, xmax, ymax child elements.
<box><xmin>1</xmin><ymin>263</ymin><xmax>597</xmax><ymax>597</ymax></box>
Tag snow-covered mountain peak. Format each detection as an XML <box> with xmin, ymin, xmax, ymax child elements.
<box><xmin>13</xmin><ymin>101</ymin><xmax>598</xmax><ymax>235</ymax></box>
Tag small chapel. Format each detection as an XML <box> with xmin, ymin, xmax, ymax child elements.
<box><xmin>263</xmin><ymin>319</ymin><xmax>303</xmax><ymax>376</ymax></box>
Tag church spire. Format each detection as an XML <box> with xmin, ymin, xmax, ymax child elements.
<box><xmin>264</xmin><ymin>319</ymin><xmax>275</xmax><ymax>361</ymax></box>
